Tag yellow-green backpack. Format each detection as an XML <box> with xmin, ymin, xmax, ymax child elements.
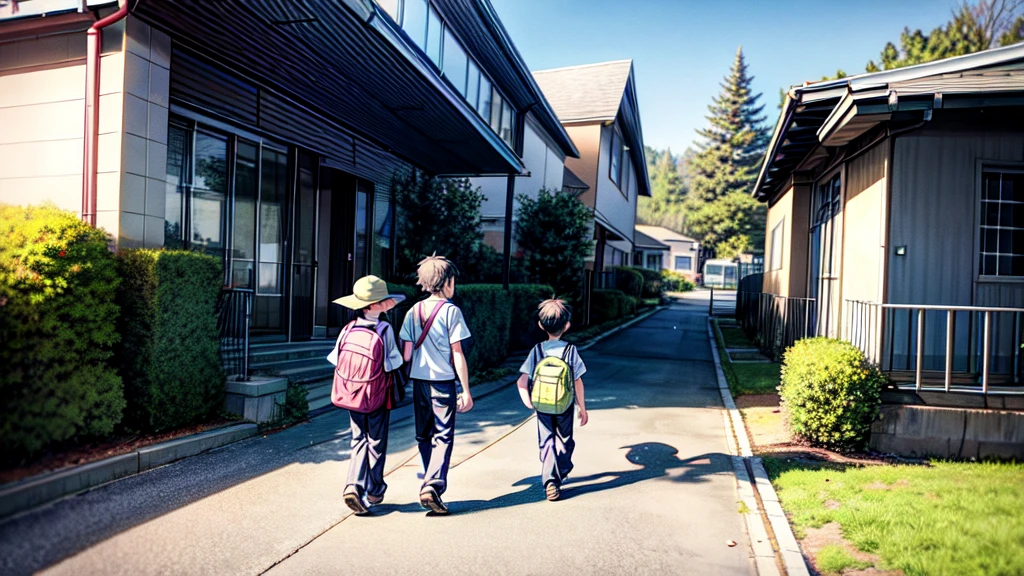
<box><xmin>530</xmin><ymin>344</ymin><xmax>575</xmax><ymax>415</ymax></box>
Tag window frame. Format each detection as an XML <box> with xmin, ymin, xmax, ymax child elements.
<box><xmin>977</xmin><ymin>163</ymin><xmax>1024</xmax><ymax>282</ymax></box>
<box><xmin>674</xmin><ymin>255</ymin><xmax>693</xmax><ymax>272</ymax></box>
<box><xmin>608</xmin><ymin>127</ymin><xmax>622</xmax><ymax>188</ymax></box>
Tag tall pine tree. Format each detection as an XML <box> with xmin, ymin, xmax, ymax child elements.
<box><xmin>637</xmin><ymin>145</ymin><xmax>688</xmax><ymax>233</ymax></box>
<box><xmin>686</xmin><ymin>47</ymin><xmax>770</xmax><ymax>258</ymax></box>
<box><xmin>688</xmin><ymin>47</ymin><xmax>769</xmax><ymax>205</ymax></box>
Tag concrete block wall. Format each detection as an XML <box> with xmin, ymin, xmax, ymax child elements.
<box><xmin>119</xmin><ymin>15</ymin><xmax>171</xmax><ymax>249</ymax></box>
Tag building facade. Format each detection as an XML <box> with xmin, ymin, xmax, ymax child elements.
<box><xmin>634</xmin><ymin>225</ymin><xmax>699</xmax><ymax>280</ymax></box>
<box><xmin>532</xmin><ymin>60</ymin><xmax>651</xmax><ymax>277</ymax></box>
<box><xmin>0</xmin><ymin>0</ymin><xmax>570</xmax><ymax>341</ymax></box>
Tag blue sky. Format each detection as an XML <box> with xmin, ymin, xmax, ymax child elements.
<box><xmin>491</xmin><ymin>0</ymin><xmax>957</xmax><ymax>154</ymax></box>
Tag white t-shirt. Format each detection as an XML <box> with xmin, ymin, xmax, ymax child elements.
<box><xmin>519</xmin><ymin>340</ymin><xmax>587</xmax><ymax>380</ymax></box>
<box><xmin>326</xmin><ymin>317</ymin><xmax>403</xmax><ymax>373</ymax></box>
<box><xmin>400</xmin><ymin>299</ymin><xmax>471</xmax><ymax>381</ymax></box>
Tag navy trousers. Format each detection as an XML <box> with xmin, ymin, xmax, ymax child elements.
<box><xmin>413</xmin><ymin>379</ymin><xmax>457</xmax><ymax>495</ymax></box>
<box><xmin>346</xmin><ymin>405</ymin><xmax>390</xmax><ymax>499</ymax></box>
<box><xmin>537</xmin><ymin>406</ymin><xmax>575</xmax><ymax>486</ymax></box>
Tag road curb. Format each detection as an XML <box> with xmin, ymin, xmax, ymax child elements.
<box><xmin>709</xmin><ymin>319</ymin><xmax>809</xmax><ymax>576</ymax></box>
<box><xmin>0</xmin><ymin>423</ymin><xmax>258</xmax><ymax>520</ymax></box>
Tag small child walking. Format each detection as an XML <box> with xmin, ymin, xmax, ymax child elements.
<box><xmin>328</xmin><ymin>275</ymin><xmax>406</xmax><ymax>515</ymax></box>
<box><xmin>516</xmin><ymin>299</ymin><xmax>588</xmax><ymax>501</ymax></box>
<box><xmin>400</xmin><ymin>254</ymin><xmax>473</xmax><ymax>515</ymax></box>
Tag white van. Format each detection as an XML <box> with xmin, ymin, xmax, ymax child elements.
<box><xmin>702</xmin><ymin>259</ymin><xmax>738</xmax><ymax>289</ymax></box>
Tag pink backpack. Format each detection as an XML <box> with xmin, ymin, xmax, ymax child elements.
<box><xmin>331</xmin><ymin>321</ymin><xmax>393</xmax><ymax>413</ymax></box>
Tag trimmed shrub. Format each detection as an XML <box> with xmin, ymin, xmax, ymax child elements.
<box><xmin>613</xmin><ymin>266</ymin><xmax>644</xmax><ymax>298</ymax></box>
<box><xmin>779</xmin><ymin>338</ymin><xmax>885</xmax><ymax>451</ymax></box>
<box><xmin>452</xmin><ymin>284</ymin><xmax>512</xmax><ymax>373</ymax></box>
<box><xmin>116</xmin><ymin>249</ymin><xmax>224</xmax><ymax>432</ymax></box>
<box><xmin>630</xmin><ymin>267</ymin><xmax>664</xmax><ymax>298</ymax></box>
<box><xmin>663</xmin><ymin>269</ymin><xmax>695</xmax><ymax>292</ymax></box>
<box><xmin>508</xmin><ymin>283</ymin><xmax>555</xmax><ymax>351</ymax></box>
<box><xmin>0</xmin><ymin>204</ymin><xmax>124</xmax><ymax>459</ymax></box>
<box><xmin>591</xmin><ymin>289</ymin><xmax>636</xmax><ymax>325</ymax></box>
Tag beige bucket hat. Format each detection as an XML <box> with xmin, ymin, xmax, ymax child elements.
<box><xmin>333</xmin><ymin>275</ymin><xmax>407</xmax><ymax>310</ymax></box>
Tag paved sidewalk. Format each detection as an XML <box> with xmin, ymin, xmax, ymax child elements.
<box><xmin>3</xmin><ymin>297</ymin><xmax>755</xmax><ymax>576</ymax></box>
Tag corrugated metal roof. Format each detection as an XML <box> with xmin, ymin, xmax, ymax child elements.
<box><xmin>533</xmin><ymin>60</ymin><xmax>633</xmax><ymax>122</ymax></box>
<box><xmin>754</xmin><ymin>43</ymin><xmax>1024</xmax><ymax>202</ymax></box>
<box><xmin>130</xmin><ymin>0</ymin><xmax>523</xmax><ymax>176</ymax></box>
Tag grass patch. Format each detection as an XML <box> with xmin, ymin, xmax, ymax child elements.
<box><xmin>764</xmin><ymin>457</ymin><xmax>1024</xmax><ymax>576</ymax></box>
<box><xmin>712</xmin><ymin>319</ymin><xmax>781</xmax><ymax>396</ymax></box>
<box><xmin>719</xmin><ymin>325</ymin><xmax>756</xmax><ymax>349</ymax></box>
<box><xmin>816</xmin><ymin>544</ymin><xmax>872</xmax><ymax>574</ymax></box>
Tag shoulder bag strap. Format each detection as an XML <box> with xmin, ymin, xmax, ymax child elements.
<box><xmin>561</xmin><ymin>344</ymin><xmax>575</xmax><ymax>381</ymax></box>
<box><xmin>414</xmin><ymin>300</ymin><xmax>446</xmax><ymax>350</ymax></box>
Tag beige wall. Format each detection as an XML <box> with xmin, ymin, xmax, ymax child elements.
<box><xmin>763</xmin><ymin>182</ymin><xmax>810</xmax><ymax>298</ymax></box>
<box><xmin>0</xmin><ymin>14</ymin><xmax>170</xmax><ymax>249</ymax></box>
<box><xmin>841</xmin><ymin>141</ymin><xmax>888</xmax><ymax>306</ymax></box>
<box><xmin>562</xmin><ymin>123</ymin><xmax>601</xmax><ymax>208</ymax></box>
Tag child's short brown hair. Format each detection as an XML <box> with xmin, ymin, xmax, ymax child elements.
<box><xmin>537</xmin><ymin>299</ymin><xmax>572</xmax><ymax>336</ymax></box>
<box><xmin>416</xmin><ymin>254</ymin><xmax>458</xmax><ymax>294</ymax></box>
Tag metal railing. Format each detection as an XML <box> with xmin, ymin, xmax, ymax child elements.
<box><xmin>846</xmin><ymin>300</ymin><xmax>1024</xmax><ymax>393</ymax></box>
<box><xmin>217</xmin><ymin>287</ymin><xmax>253</xmax><ymax>381</ymax></box>
<box><xmin>736</xmin><ymin>276</ymin><xmax>817</xmax><ymax>361</ymax></box>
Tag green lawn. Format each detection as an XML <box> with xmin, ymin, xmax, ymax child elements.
<box><xmin>764</xmin><ymin>458</ymin><xmax>1024</xmax><ymax>576</ymax></box>
<box><xmin>719</xmin><ymin>324</ymin><xmax>756</xmax><ymax>349</ymax></box>
<box><xmin>712</xmin><ymin>320</ymin><xmax>781</xmax><ymax>395</ymax></box>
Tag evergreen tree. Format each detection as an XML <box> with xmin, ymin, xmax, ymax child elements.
<box><xmin>637</xmin><ymin>146</ymin><xmax>688</xmax><ymax>233</ymax></box>
<box><xmin>688</xmin><ymin>47</ymin><xmax>769</xmax><ymax>205</ymax></box>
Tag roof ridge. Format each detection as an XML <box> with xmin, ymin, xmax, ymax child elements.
<box><xmin>533</xmin><ymin>59</ymin><xmax>633</xmax><ymax>75</ymax></box>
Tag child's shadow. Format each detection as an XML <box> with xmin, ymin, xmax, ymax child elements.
<box><xmin>452</xmin><ymin>442</ymin><xmax>730</xmax><ymax>515</ymax></box>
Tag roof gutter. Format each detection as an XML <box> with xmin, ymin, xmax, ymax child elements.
<box><xmin>81</xmin><ymin>0</ymin><xmax>128</xmax><ymax>227</ymax></box>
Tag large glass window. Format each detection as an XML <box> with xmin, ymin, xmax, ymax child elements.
<box><xmin>477</xmin><ymin>75</ymin><xmax>491</xmax><ymax>119</ymax></box>
<box><xmin>499</xmin><ymin>101</ymin><xmax>512</xmax><ymax>146</ymax></box>
<box><xmin>164</xmin><ymin>123</ymin><xmax>189</xmax><ymax>249</ymax></box>
<box><xmin>232</xmin><ymin>140</ymin><xmax>259</xmax><ymax>288</ymax></box>
<box><xmin>466</xmin><ymin>60</ymin><xmax>480</xmax><ymax>109</ymax></box>
<box><xmin>609</xmin><ymin>129</ymin><xmax>622</xmax><ymax>187</ymax></box>
<box><xmin>489</xmin><ymin>87</ymin><xmax>502</xmax><ymax>133</ymax></box>
<box><xmin>259</xmin><ymin>148</ymin><xmax>288</xmax><ymax>296</ymax></box>
<box><xmin>979</xmin><ymin>169</ymin><xmax>1024</xmax><ymax>277</ymax></box>
<box><xmin>425</xmin><ymin>6</ymin><xmax>442</xmax><ymax>67</ymax></box>
<box><xmin>402</xmin><ymin>0</ymin><xmax>427</xmax><ymax>49</ymax></box>
<box><xmin>443</xmin><ymin>31</ymin><xmax>468</xmax><ymax>96</ymax></box>
<box><xmin>191</xmin><ymin>131</ymin><xmax>229</xmax><ymax>259</ymax></box>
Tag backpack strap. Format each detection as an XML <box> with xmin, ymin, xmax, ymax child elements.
<box><xmin>414</xmin><ymin>300</ymin><xmax>446</xmax><ymax>350</ymax></box>
<box><xmin>561</xmin><ymin>344</ymin><xmax>576</xmax><ymax>381</ymax></box>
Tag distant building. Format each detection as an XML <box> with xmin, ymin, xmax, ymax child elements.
<box><xmin>635</xmin><ymin>225</ymin><xmax>699</xmax><ymax>281</ymax></box>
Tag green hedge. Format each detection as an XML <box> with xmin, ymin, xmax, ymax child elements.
<box><xmin>613</xmin><ymin>266</ymin><xmax>644</xmax><ymax>298</ymax></box>
<box><xmin>0</xmin><ymin>204</ymin><xmax>124</xmax><ymax>459</ymax></box>
<box><xmin>780</xmin><ymin>338</ymin><xmax>885</xmax><ymax>451</ymax></box>
<box><xmin>508</xmin><ymin>284</ymin><xmax>555</xmax><ymax>350</ymax></box>
<box><xmin>116</xmin><ymin>249</ymin><xmax>224</xmax><ymax>432</ymax></box>
<box><xmin>452</xmin><ymin>284</ymin><xmax>512</xmax><ymax>372</ymax></box>
<box><xmin>662</xmin><ymin>269</ymin><xmax>695</xmax><ymax>292</ymax></box>
<box><xmin>591</xmin><ymin>288</ymin><xmax>636</xmax><ymax>325</ymax></box>
<box><xmin>630</xmin><ymin>267</ymin><xmax>664</xmax><ymax>298</ymax></box>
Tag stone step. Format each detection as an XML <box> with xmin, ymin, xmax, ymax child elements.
<box><xmin>304</xmin><ymin>379</ymin><xmax>333</xmax><ymax>412</ymax></box>
<box><xmin>248</xmin><ymin>343</ymin><xmax>334</xmax><ymax>365</ymax></box>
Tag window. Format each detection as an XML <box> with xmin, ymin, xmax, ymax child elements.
<box><xmin>375</xmin><ymin>0</ymin><xmax>400</xmax><ymax>21</ymax></box>
<box><xmin>258</xmin><ymin>148</ymin><xmax>288</xmax><ymax>295</ymax></box>
<box><xmin>442</xmin><ymin>30</ymin><xmax>468</xmax><ymax>96</ymax></box>
<box><xmin>646</xmin><ymin>253</ymin><xmax>662</xmax><ymax>270</ymax></box>
<box><xmin>770</xmin><ymin>219</ymin><xmax>784</xmax><ymax>271</ymax></box>
<box><xmin>164</xmin><ymin>123</ymin><xmax>190</xmax><ymax>249</ymax></box>
<box><xmin>707</xmin><ymin>264</ymin><xmax>723</xmax><ymax>276</ymax></box>
<box><xmin>500</xmin><ymin>101</ymin><xmax>513</xmax><ymax>146</ymax></box>
<box><xmin>979</xmin><ymin>168</ymin><xmax>1024</xmax><ymax>277</ymax></box>
<box><xmin>477</xmin><ymin>75</ymin><xmax>491</xmax><ymax>119</ymax></box>
<box><xmin>190</xmin><ymin>131</ymin><xmax>229</xmax><ymax>259</ymax></box>
<box><xmin>609</xmin><ymin>129</ymin><xmax>622</xmax><ymax>187</ymax></box>
<box><xmin>402</xmin><ymin>0</ymin><xmax>427</xmax><ymax>49</ymax></box>
<box><xmin>675</xmin><ymin>255</ymin><xmax>692</xmax><ymax>271</ymax></box>
<box><xmin>231</xmin><ymin>140</ymin><xmax>259</xmax><ymax>288</ymax></box>
<box><xmin>489</xmin><ymin>87</ymin><xmax>502</xmax><ymax>132</ymax></box>
<box><xmin>466</xmin><ymin>60</ymin><xmax>480</xmax><ymax>109</ymax></box>
<box><xmin>620</xmin><ymin>155</ymin><xmax>631</xmax><ymax>198</ymax></box>
<box><xmin>425</xmin><ymin>6</ymin><xmax>442</xmax><ymax>66</ymax></box>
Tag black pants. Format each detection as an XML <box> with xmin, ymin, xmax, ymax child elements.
<box><xmin>537</xmin><ymin>406</ymin><xmax>575</xmax><ymax>486</ymax></box>
<box><xmin>346</xmin><ymin>405</ymin><xmax>390</xmax><ymax>499</ymax></box>
<box><xmin>413</xmin><ymin>379</ymin><xmax>457</xmax><ymax>495</ymax></box>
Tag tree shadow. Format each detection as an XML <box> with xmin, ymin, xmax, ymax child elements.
<box><xmin>452</xmin><ymin>443</ymin><xmax>732</xmax><ymax>515</ymax></box>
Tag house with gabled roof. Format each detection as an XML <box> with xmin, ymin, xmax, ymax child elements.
<box><xmin>532</xmin><ymin>60</ymin><xmax>652</xmax><ymax>281</ymax></box>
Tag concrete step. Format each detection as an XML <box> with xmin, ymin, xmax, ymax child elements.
<box><xmin>250</xmin><ymin>356</ymin><xmax>331</xmax><ymax>373</ymax></box>
<box><xmin>249</xmin><ymin>343</ymin><xmax>334</xmax><ymax>365</ymax></box>
<box><xmin>304</xmin><ymin>379</ymin><xmax>333</xmax><ymax>412</ymax></box>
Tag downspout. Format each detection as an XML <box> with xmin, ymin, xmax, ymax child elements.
<box><xmin>502</xmin><ymin>105</ymin><xmax>532</xmax><ymax>289</ymax></box>
<box><xmin>81</xmin><ymin>1</ymin><xmax>129</xmax><ymax>226</ymax></box>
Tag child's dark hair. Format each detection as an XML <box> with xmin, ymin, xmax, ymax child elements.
<box><xmin>416</xmin><ymin>254</ymin><xmax>459</xmax><ymax>294</ymax></box>
<box><xmin>537</xmin><ymin>299</ymin><xmax>572</xmax><ymax>335</ymax></box>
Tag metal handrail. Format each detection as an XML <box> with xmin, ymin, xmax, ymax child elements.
<box><xmin>217</xmin><ymin>287</ymin><xmax>254</xmax><ymax>381</ymax></box>
<box><xmin>846</xmin><ymin>299</ymin><xmax>1024</xmax><ymax>394</ymax></box>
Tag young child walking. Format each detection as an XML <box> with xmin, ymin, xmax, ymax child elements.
<box><xmin>328</xmin><ymin>275</ymin><xmax>406</xmax><ymax>515</ymax></box>
<box><xmin>516</xmin><ymin>299</ymin><xmax>588</xmax><ymax>501</ymax></box>
<box><xmin>400</xmin><ymin>254</ymin><xmax>473</xmax><ymax>515</ymax></box>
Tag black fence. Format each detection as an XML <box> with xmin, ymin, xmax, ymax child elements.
<box><xmin>736</xmin><ymin>274</ymin><xmax>816</xmax><ymax>360</ymax></box>
<box><xmin>217</xmin><ymin>287</ymin><xmax>253</xmax><ymax>381</ymax></box>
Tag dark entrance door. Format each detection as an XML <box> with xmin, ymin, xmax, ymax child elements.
<box><xmin>290</xmin><ymin>151</ymin><xmax>319</xmax><ymax>341</ymax></box>
<box><xmin>326</xmin><ymin>169</ymin><xmax>357</xmax><ymax>337</ymax></box>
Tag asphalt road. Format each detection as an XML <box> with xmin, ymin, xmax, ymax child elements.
<box><xmin>0</xmin><ymin>293</ymin><xmax>754</xmax><ymax>576</ymax></box>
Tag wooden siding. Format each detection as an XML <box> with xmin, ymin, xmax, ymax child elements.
<box><xmin>765</xmin><ymin>182</ymin><xmax>811</xmax><ymax>298</ymax></box>
<box><xmin>842</xmin><ymin>141</ymin><xmax>888</xmax><ymax>306</ymax></box>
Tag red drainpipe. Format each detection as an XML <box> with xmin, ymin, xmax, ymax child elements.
<box><xmin>81</xmin><ymin>2</ymin><xmax>129</xmax><ymax>227</ymax></box>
